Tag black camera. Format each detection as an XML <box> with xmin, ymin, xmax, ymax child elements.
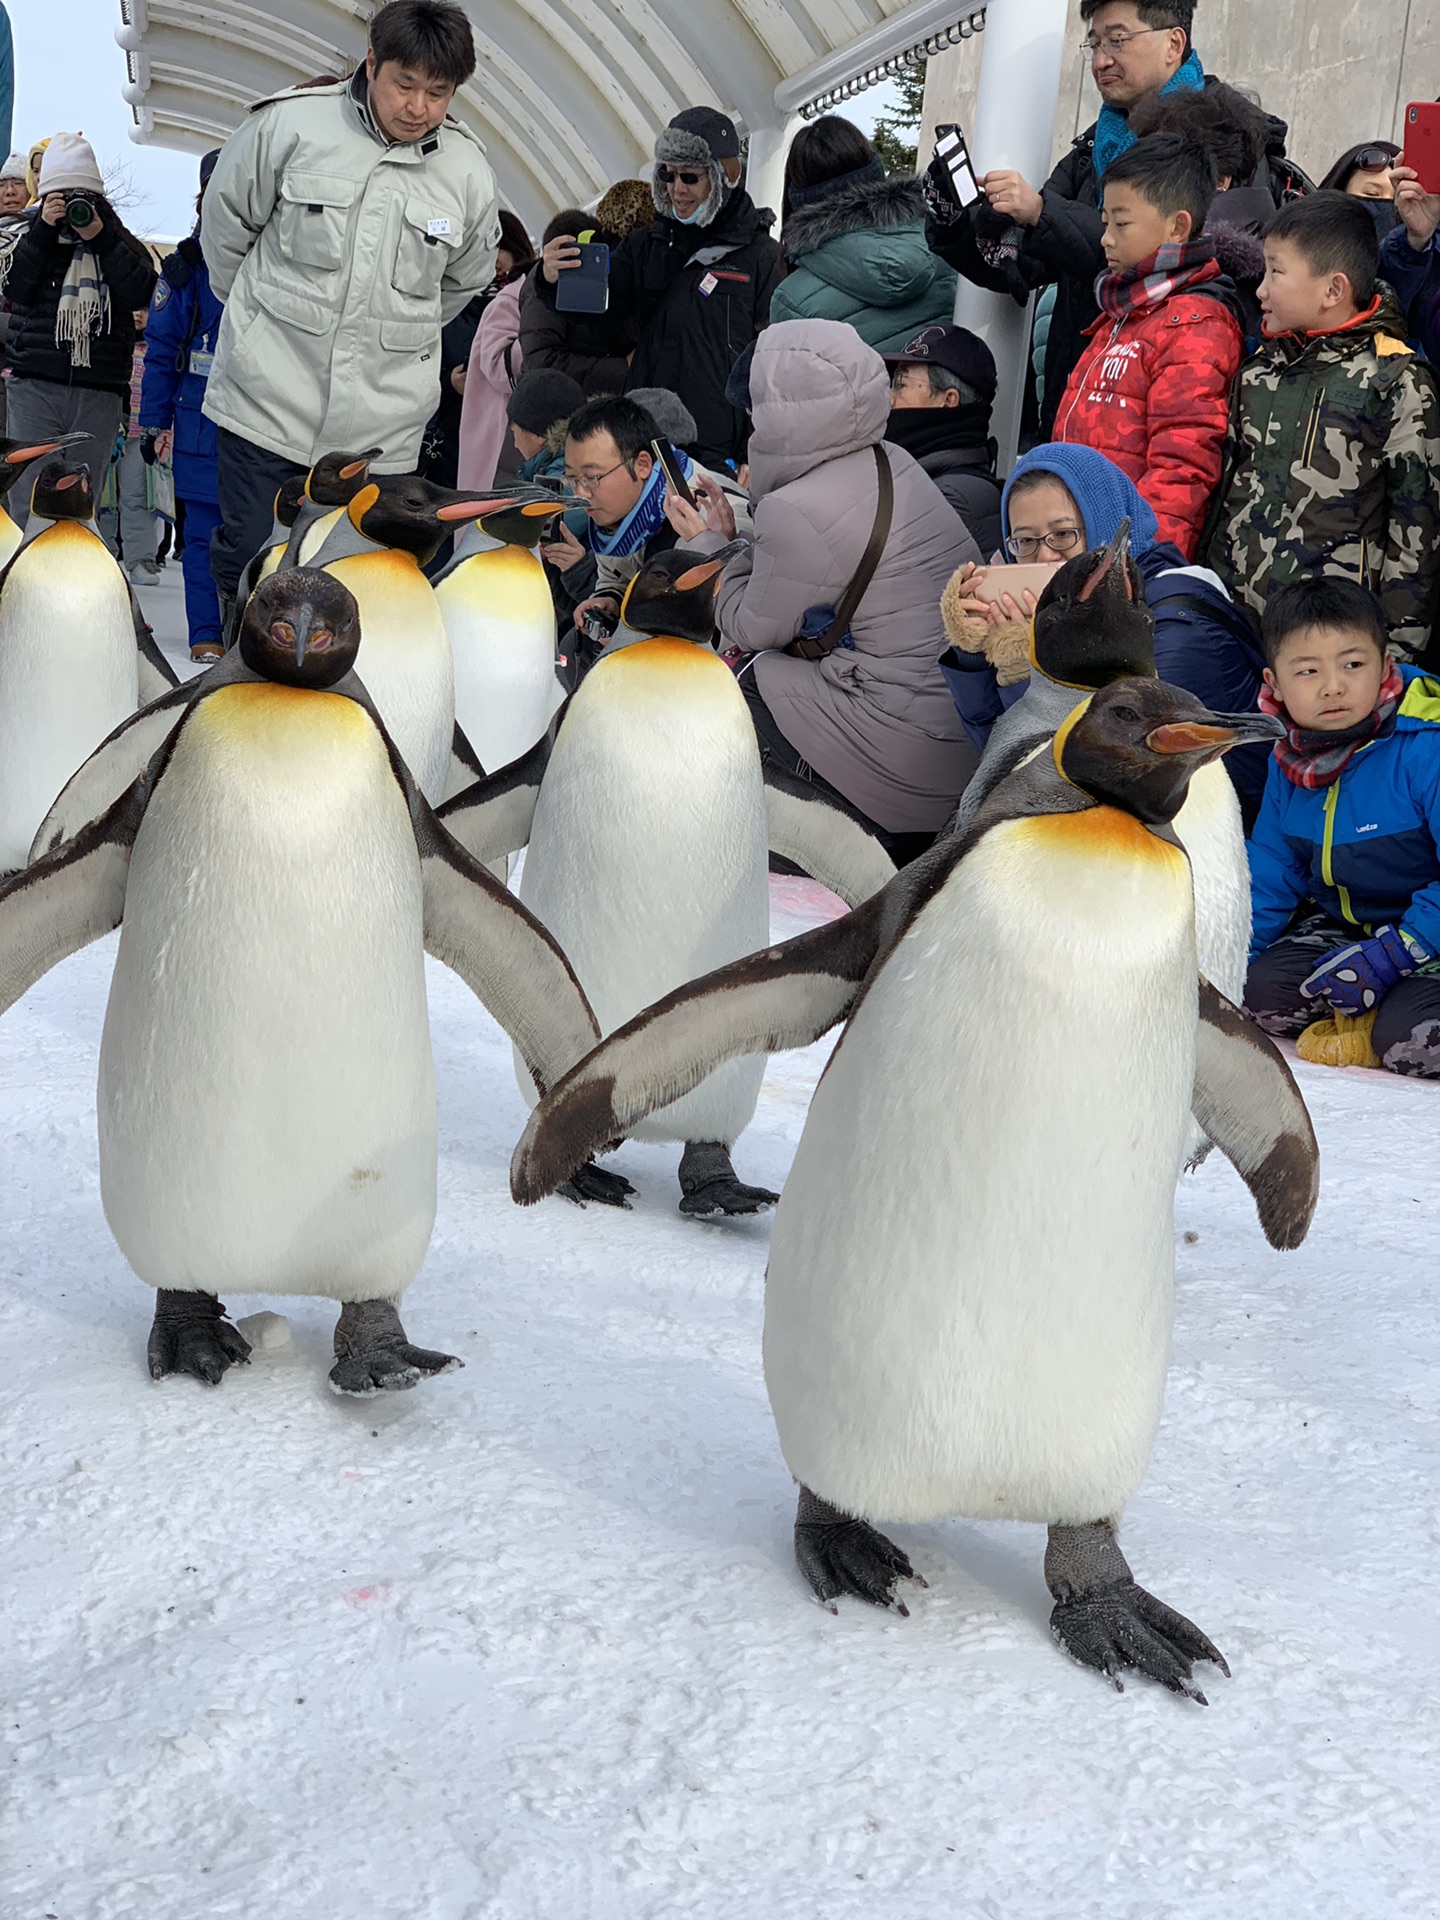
<box><xmin>66</xmin><ymin>197</ymin><xmax>95</xmax><ymax>230</ymax></box>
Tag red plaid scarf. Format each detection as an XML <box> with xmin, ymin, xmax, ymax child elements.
<box><xmin>1259</xmin><ymin>662</ymin><xmax>1404</xmax><ymax>790</ymax></box>
<box><xmin>1094</xmin><ymin>238</ymin><xmax>1220</xmax><ymax>320</ymax></box>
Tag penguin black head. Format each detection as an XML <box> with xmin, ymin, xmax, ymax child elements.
<box><xmin>30</xmin><ymin>460</ymin><xmax>95</xmax><ymax>522</ymax></box>
<box><xmin>445</xmin><ymin>492</ymin><xmax>578</xmax><ymax>549</ymax></box>
<box><xmin>349</xmin><ymin>477</ymin><xmax>569</xmax><ymax>564</ymax></box>
<box><xmin>305</xmin><ymin>448</ymin><xmax>383</xmax><ymax>507</ymax></box>
<box><xmin>0</xmin><ymin>432</ymin><xmax>93</xmax><ymax>504</ymax></box>
<box><xmin>274</xmin><ymin>475</ymin><xmax>309</xmax><ymax>529</ymax></box>
<box><xmin>1055</xmin><ymin>678</ymin><xmax>1282</xmax><ymax>825</ymax></box>
<box><xmin>1031</xmin><ymin>520</ymin><xmax>1155</xmax><ymax>689</ymax></box>
<box><xmin>620</xmin><ymin>541</ymin><xmax>749</xmax><ymax>643</ymax></box>
<box><xmin>239</xmin><ymin>569</ymin><xmax>361</xmax><ymax>689</ymax></box>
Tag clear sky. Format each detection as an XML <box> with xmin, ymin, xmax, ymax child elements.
<box><xmin>10</xmin><ymin>1</ymin><xmax>906</xmax><ymax>246</ymax></box>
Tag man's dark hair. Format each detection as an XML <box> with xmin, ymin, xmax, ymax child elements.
<box><xmin>1261</xmin><ymin>576</ymin><xmax>1388</xmax><ymax>666</ymax></box>
<box><xmin>1265</xmin><ymin>191</ymin><xmax>1379</xmax><ymax>304</ymax></box>
<box><xmin>1104</xmin><ymin>133</ymin><xmax>1217</xmax><ymax>230</ymax></box>
<box><xmin>1078</xmin><ymin>0</ymin><xmax>1193</xmax><ymax>49</ymax></box>
<box><xmin>1128</xmin><ymin>80</ymin><xmax>1270</xmax><ymax>189</ymax></box>
<box><xmin>369</xmin><ymin>0</ymin><xmax>476</xmax><ymax>87</ymax></box>
<box><xmin>542</xmin><ymin>207</ymin><xmax>592</xmax><ymax>246</ymax></box>
<box><xmin>566</xmin><ymin>395</ymin><xmax>657</xmax><ymax>470</ymax></box>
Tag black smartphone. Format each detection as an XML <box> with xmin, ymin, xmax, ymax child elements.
<box><xmin>650</xmin><ymin>437</ymin><xmax>696</xmax><ymax>509</ymax></box>
<box><xmin>928</xmin><ymin>123</ymin><xmax>982</xmax><ymax>212</ymax></box>
<box><xmin>555</xmin><ymin>239</ymin><xmax>610</xmax><ymax>314</ymax></box>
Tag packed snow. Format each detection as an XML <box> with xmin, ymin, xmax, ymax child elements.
<box><xmin>2</xmin><ymin>570</ymin><xmax>1437</xmax><ymax>1918</ymax></box>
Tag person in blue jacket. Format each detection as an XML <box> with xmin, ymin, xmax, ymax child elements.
<box><xmin>139</xmin><ymin>150</ymin><xmax>224</xmax><ymax>661</ymax></box>
<box><xmin>1244</xmin><ymin>576</ymin><xmax>1440</xmax><ymax>1076</ymax></box>
<box><xmin>938</xmin><ymin>441</ymin><xmax>1269</xmax><ymax>816</ymax></box>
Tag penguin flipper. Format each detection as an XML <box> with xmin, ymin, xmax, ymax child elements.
<box><xmin>443</xmin><ymin>720</ymin><xmax>487</xmax><ymax>800</ymax></box>
<box><xmin>130</xmin><ymin>585</ymin><xmax>180</xmax><ymax>700</ymax></box>
<box><xmin>0</xmin><ymin>779</ymin><xmax>144</xmax><ymax>1014</ymax></box>
<box><xmin>1193</xmin><ymin>978</ymin><xmax>1320</xmax><ymax>1250</ymax></box>
<box><xmin>435</xmin><ymin>732</ymin><xmax>549</xmax><ymax>865</ymax></box>
<box><xmin>416</xmin><ymin>806</ymin><xmax>600</xmax><ymax>1096</ymax></box>
<box><xmin>510</xmin><ymin>891</ymin><xmax>893</xmax><ymax>1205</ymax></box>
<box><xmin>762</xmin><ymin>765</ymin><xmax>897</xmax><ymax>906</ymax></box>
<box><xmin>28</xmin><ymin>687</ymin><xmax>194</xmax><ymax>865</ymax></box>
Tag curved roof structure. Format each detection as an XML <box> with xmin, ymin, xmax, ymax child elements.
<box><xmin>116</xmin><ymin>0</ymin><xmax>987</xmax><ymax>229</ymax></box>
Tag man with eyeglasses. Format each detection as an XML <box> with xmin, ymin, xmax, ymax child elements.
<box><xmin>534</xmin><ymin>108</ymin><xmax>782</xmax><ymax>471</ymax></box>
<box><xmin>927</xmin><ymin>1</ymin><xmax>1300</xmax><ymax>437</ymax></box>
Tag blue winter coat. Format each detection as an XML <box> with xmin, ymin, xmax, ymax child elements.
<box><xmin>1247</xmin><ymin>666</ymin><xmax>1440</xmax><ymax>960</ymax></box>
<box><xmin>139</xmin><ymin>237</ymin><xmax>223</xmax><ymax>505</ymax></box>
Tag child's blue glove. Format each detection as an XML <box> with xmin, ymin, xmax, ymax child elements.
<box><xmin>1301</xmin><ymin>924</ymin><xmax>1429</xmax><ymax>1016</ymax></box>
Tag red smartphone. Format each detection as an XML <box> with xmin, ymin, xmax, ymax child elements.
<box><xmin>1403</xmin><ymin>103</ymin><xmax>1440</xmax><ymax>194</ymax></box>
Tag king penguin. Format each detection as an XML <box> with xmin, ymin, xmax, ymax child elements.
<box><xmin>439</xmin><ymin>544</ymin><xmax>900</xmax><ymax>1216</ymax></box>
<box><xmin>0</xmin><ymin>431</ymin><xmax>95</xmax><ymax>570</ymax></box>
<box><xmin>0</xmin><ymin>460</ymin><xmax>178</xmax><ymax>873</ymax></box>
<box><xmin>949</xmin><ymin>521</ymin><xmax>1251</xmax><ymax>1005</ymax></box>
<box><xmin>510</xmin><ymin>678</ymin><xmax>1320</xmax><ymax>1700</ymax></box>
<box><xmin>431</xmin><ymin>495</ymin><xmax>571</xmax><ymax>775</ymax></box>
<box><xmin>229</xmin><ymin>448</ymin><xmax>381</xmax><ymax>645</ymax></box>
<box><xmin>0</xmin><ymin>570</ymin><xmax>604</xmax><ymax>1395</ymax></box>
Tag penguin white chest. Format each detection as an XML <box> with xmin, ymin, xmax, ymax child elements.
<box><xmin>764</xmin><ymin>808</ymin><xmax>1197</xmax><ymax>1527</ymax></box>
<box><xmin>437</xmin><ymin>545</ymin><xmax>561</xmax><ymax>773</ymax></box>
<box><xmin>97</xmin><ymin>685</ymin><xmax>437</xmax><ymax>1301</ymax></box>
<box><xmin>327</xmin><ymin>551</ymin><xmax>454</xmax><ymax>802</ymax></box>
<box><xmin>0</xmin><ymin>523</ymin><xmax>138</xmax><ymax>870</ymax></box>
<box><xmin>520</xmin><ymin>640</ymin><xmax>770</xmax><ymax>1143</ymax></box>
<box><xmin>1173</xmin><ymin>761</ymin><xmax>1250</xmax><ymax>1001</ymax></box>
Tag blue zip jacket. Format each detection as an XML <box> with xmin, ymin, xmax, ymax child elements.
<box><xmin>1379</xmin><ymin>226</ymin><xmax>1440</xmax><ymax>367</ymax></box>
<box><xmin>1247</xmin><ymin>665</ymin><xmax>1440</xmax><ymax>960</ymax></box>
<box><xmin>139</xmin><ymin>238</ymin><xmax>223</xmax><ymax>504</ymax></box>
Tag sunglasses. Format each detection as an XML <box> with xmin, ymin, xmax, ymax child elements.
<box><xmin>658</xmin><ymin>167</ymin><xmax>706</xmax><ymax>187</ymax></box>
<box><xmin>1353</xmin><ymin>147</ymin><xmax>1396</xmax><ymax>171</ymax></box>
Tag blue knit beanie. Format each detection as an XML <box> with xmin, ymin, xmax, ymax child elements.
<box><xmin>1001</xmin><ymin>444</ymin><xmax>1159</xmax><ymax>554</ymax></box>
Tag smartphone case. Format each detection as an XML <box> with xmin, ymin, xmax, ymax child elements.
<box><xmin>1404</xmin><ymin>104</ymin><xmax>1440</xmax><ymax>195</ymax></box>
<box><xmin>556</xmin><ymin>241</ymin><xmax>611</xmax><ymax>315</ymax></box>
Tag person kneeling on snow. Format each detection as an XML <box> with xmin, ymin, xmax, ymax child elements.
<box><xmin>1244</xmin><ymin>576</ymin><xmax>1440</xmax><ymax>1076</ymax></box>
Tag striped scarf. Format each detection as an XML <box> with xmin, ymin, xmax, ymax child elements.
<box><xmin>54</xmin><ymin>230</ymin><xmax>112</xmax><ymax>369</ymax></box>
<box><xmin>1259</xmin><ymin>661</ymin><xmax>1404</xmax><ymax>789</ymax></box>
<box><xmin>1094</xmin><ymin>237</ymin><xmax>1218</xmax><ymax>318</ymax></box>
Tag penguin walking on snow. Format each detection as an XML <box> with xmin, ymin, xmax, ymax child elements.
<box><xmin>0</xmin><ymin>571</ymin><xmax>603</xmax><ymax>1394</ymax></box>
<box><xmin>511</xmin><ymin>678</ymin><xmax>1319</xmax><ymax>1699</ymax></box>
<box><xmin>440</xmin><ymin>544</ymin><xmax>900</xmax><ymax>1216</ymax></box>
<box><xmin>0</xmin><ymin>460</ymin><xmax>178</xmax><ymax>873</ymax></box>
<box><xmin>0</xmin><ymin>432</ymin><xmax>95</xmax><ymax>570</ymax></box>
<box><xmin>949</xmin><ymin>521</ymin><xmax>1251</xmax><ymax>1004</ymax></box>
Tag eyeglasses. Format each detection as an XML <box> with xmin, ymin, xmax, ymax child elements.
<box><xmin>658</xmin><ymin>167</ymin><xmax>706</xmax><ymax>187</ymax></box>
<box><xmin>1081</xmin><ymin>25</ymin><xmax>1171</xmax><ymax>56</ymax></box>
<box><xmin>562</xmin><ymin>458</ymin><xmax>630</xmax><ymax>496</ymax></box>
<box><xmin>1004</xmin><ymin>527</ymin><xmax>1085</xmax><ymax>560</ymax></box>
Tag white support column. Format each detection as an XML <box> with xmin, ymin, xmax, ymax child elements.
<box><xmin>745</xmin><ymin>114</ymin><xmax>801</xmax><ymax>221</ymax></box>
<box><xmin>951</xmin><ymin>0</ymin><xmax>1071</xmax><ymax>472</ymax></box>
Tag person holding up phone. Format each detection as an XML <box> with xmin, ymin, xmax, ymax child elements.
<box><xmin>1380</xmin><ymin>140</ymin><xmax>1440</xmax><ymax>368</ymax></box>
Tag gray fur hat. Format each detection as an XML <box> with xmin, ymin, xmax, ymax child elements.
<box><xmin>652</xmin><ymin>106</ymin><xmax>739</xmax><ymax>228</ymax></box>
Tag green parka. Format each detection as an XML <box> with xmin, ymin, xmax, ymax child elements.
<box><xmin>768</xmin><ymin>176</ymin><xmax>957</xmax><ymax>355</ymax></box>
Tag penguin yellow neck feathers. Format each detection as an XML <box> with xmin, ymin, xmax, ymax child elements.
<box><xmin>1051</xmin><ymin>697</ymin><xmax>1093</xmax><ymax>787</ymax></box>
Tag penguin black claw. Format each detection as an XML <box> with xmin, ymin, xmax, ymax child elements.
<box><xmin>328</xmin><ymin>1301</ymin><xmax>463</xmax><ymax>1397</ymax></box>
<box><xmin>677</xmin><ymin>1142</ymin><xmax>779</xmax><ymax>1218</ymax></box>
<box><xmin>1049</xmin><ymin>1582</ymin><xmax>1229</xmax><ymax>1705</ymax></box>
<box><xmin>557</xmin><ymin>1161</ymin><xmax>636</xmax><ymax>1209</ymax></box>
<box><xmin>147</xmin><ymin>1290</ymin><xmax>252</xmax><ymax>1386</ymax></box>
<box><xmin>794</xmin><ymin>1488</ymin><xmax>918</xmax><ymax>1616</ymax></box>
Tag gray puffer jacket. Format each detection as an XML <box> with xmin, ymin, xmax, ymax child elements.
<box><xmin>711</xmin><ymin>319</ymin><xmax>979</xmax><ymax>833</ymax></box>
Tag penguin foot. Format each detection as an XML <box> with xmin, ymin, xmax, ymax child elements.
<box><xmin>678</xmin><ymin>1141</ymin><xmax>779</xmax><ymax>1218</ymax></box>
<box><xmin>148</xmin><ymin>1290</ymin><xmax>252</xmax><ymax>1386</ymax></box>
<box><xmin>328</xmin><ymin>1299</ymin><xmax>463</xmax><ymax>1397</ymax></box>
<box><xmin>557</xmin><ymin>1160</ymin><xmax>636</xmax><ymax>1209</ymax></box>
<box><xmin>794</xmin><ymin>1486</ymin><xmax>922</xmax><ymax>1615</ymax></box>
<box><xmin>1045</xmin><ymin>1521</ymin><xmax>1228</xmax><ymax>1705</ymax></box>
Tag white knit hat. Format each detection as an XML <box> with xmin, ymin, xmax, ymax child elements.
<box><xmin>37</xmin><ymin>133</ymin><xmax>104</xmax><ymax>198</ymax></box>
<box><xmin>0</xmin><ymin>152</ymin><xmax>26</xmax><ymax>183</ymax></box>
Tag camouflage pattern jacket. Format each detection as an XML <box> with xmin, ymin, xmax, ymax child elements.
<box><xmin>1203</xmin><ymin>289</ymin><xmax>1440</xmax><ymax>657</ymax></box>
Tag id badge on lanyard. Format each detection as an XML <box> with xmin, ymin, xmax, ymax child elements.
<box><xmin>189</xmin><ymin>349</ymin><xmax>215</xmax><ymax>377</ymax></box>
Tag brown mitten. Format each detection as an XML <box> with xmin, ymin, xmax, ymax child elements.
<box><xmin>940</xmin><ymin>569</ymin><xmax>989</xmax><ymax>653</ymax></box>
<box><xmin>985</xmin><ymin>618</ymin><xmax>1035</xmax><ymax>687</ymax></box>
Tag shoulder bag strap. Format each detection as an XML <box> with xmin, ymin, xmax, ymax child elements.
<box><xmin>794</xmin><ymin>445</ymin><xmax>895</xmax><ymax>661</ymax></box>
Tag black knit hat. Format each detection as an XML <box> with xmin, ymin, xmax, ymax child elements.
<box><xmin>199</xmin><ymin>148</ymin><xmax>222</xmax><ymax>189</ymax></box>
<box><xmin>507</xmin><ymin>368</ymin><xmax>587</xmax><ymax>435</ymax></box>
<box><xmin>887</xmin><ymin>324</ymin><xmax>998</xmax><ymax>400</ymax></box>
<box><xmin>667</xmin><ymin>106</ymin><xmax>740</xmax><ymax>162</ymax></box>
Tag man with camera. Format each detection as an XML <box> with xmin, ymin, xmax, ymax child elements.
<box><xmin>0</xmin><ymin>133</ymin><xmax>156</xmax><ymax>519</ymax></box>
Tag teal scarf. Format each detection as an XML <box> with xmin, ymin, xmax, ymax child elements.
<box><xmin>1092</xmin><ymin>49</ymin><xmax>1205</xmax><ymax>193</ymax></box>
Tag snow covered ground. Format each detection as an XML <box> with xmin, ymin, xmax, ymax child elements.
<box><xmin>3</xmin><ymin>567</ymin><xmax>1438</xmax><ymax>1918</ymax></box>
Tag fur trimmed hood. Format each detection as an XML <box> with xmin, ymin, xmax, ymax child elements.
<box><xmin>782</xmin><ymin>174</ymin><xmax>929</xmax><ymax>262</ymax></box>
<box><xmin>1207</xmin><ymin>220</ymin><xmax>1267</xmax><ymax>289</ymax></box>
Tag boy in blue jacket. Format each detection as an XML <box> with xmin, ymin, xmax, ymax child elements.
<box><xmin>1244</xmin><ymin>575</ymin><xmax>1440</xmax><ymax>1074</ymax></box>
<box><xmin>139</xmin><ymin>151</ymin><xmax>224</xmax><ymax>661</ymax></box>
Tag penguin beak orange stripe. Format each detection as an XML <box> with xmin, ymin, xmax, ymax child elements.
<box><xmin>6</xmin><ymin>435</ymin><xmax>90</xmax><ymax>465</ymax></box>
<box><xmin>674</xmin><ymin>557</ymin><xmax>728</xmax><ymax>591</ymax></box>
<box><xmin>434</xmin><ymin>496</ymin><xmax>523</xmax><ymax>523</ymax></box>
<box><xmin>1147</xmin><ymin>722</ymin><xmax>1241</xmax><ymax>754</ymax></box>
<box><xmin>338</xmin><ymin>458</ymin><xmax>369</xmax><ymax>480</ymax></box>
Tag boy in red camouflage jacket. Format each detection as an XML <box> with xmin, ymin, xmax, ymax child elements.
<box><xmin>1053</xmin><ymin>132</ymin><xmax>1243</xmax><ymax>559</ymax></box>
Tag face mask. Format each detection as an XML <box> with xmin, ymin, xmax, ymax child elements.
<box><xmin>674</xmin><ymin>201</ymin><xmax>709</xmax><ymax>226</ymax></box>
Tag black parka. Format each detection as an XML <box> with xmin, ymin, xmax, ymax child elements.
<box><xmin>3</xmin><ymin>207</ymin><xmax>157</xmax><ymax>398</ymax></box>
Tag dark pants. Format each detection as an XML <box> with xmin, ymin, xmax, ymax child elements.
<box><xmin>740</xmin><ymin>675</ymin><xmax>936</xmax><ymax>868</ymax></box>
<box><xmin>179</xmin><ymin>497</ymin><xmax>224</xmax><ymax>647</ymax></box>
<box><xmin>1244</xmin><ymin>911</ymin><xmax>1440</xmax><ymax>1077</ymax></box>
<box><xmin>211</xmin><ymin>427</ymin><xmax>308</xmax><ymax>605</ymax></box>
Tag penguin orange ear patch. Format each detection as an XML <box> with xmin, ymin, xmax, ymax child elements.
<box><xmin>348</xmin><ymin>482</ymin><xmax>381</xmax><ymax>523</ymax></box>
<box><xmin>674</xmin><ymin>558</ymin><xmax>727</xmax><ymax>592</ymax></box>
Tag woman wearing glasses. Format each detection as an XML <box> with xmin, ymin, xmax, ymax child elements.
<box><xmin>940</xmin><ymin>442</ymin><xmax>1269</xmax><ymax>817</ymax></box>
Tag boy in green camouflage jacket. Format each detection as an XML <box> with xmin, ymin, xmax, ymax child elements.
<box><xmin>1205</xmin><ymin>192</ymin><xmax>1440</xmax><ymax>659</ymax></box>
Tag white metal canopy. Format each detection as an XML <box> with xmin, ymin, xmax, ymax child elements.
<box><xmin>116</xmin><ymin>0</ymin><xmax>987</xmax><ymax>231</ymax></box>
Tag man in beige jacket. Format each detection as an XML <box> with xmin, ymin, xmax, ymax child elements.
<box><xmin>201</xmin><ymin>0</ymin><xmax>500</xmax><ymax>621</ymax></box>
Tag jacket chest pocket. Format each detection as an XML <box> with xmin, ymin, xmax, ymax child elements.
<box><xmin>393</xmin><ymin>199</ymin><xmax>464</xmax><ymax>300</ymax></box>
<box><xmin>276</xmin><ymin>172</ymin><xmax>356</xmax><ymax>272</ymax></box>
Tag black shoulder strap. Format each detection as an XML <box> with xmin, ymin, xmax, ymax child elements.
<box><xmin>823</xmin><ymin>444</ymin><xmax>894</xmax><ymax>648</ymax></box>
